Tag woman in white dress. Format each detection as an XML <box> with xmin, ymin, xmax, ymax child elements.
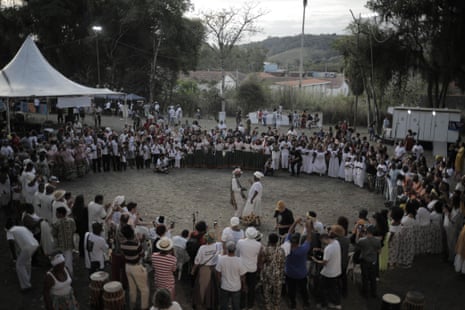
<box><xmin>280</xmin><ymin>140</ymin><xmax>290</xmax><ymax>170</ymax></box>
<box><xmin>327</xmin><ymin>145</ymin><xmax>340</xmax><ymax>178</ymax></box>
<box><xmin>301</xmin><ymin>144</ymin><xmax>312</xmax><ymax>174</ymax></box>
<box><xmin>242</xmin><ymin>171</ymin><xmax>264</xmax><ymax>218</ymax></box>
<box><xmin>312</xmin><ymin>145</ymin><xmax>327</xmax><ymax>176</ymax></box>
<box><xmin>338</xmin><ymin>147</ymin><xmax>349</xmax><ymax>179</ymax></box>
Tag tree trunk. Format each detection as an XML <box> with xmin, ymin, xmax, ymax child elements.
<box><xmin>353</xmin><ymin>95</ymin><xmax>358</xmax><ymax>127</ymax></box>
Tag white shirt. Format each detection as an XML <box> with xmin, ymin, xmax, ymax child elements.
<box><xmin>215</xmin><ymin>255</ymin><xmax>247</xmax><ymax>292</ymax></box>
<box><xmin>172</xmin><ymin>236</ymin><xmax>187</xmax><ymax>249</ymax></box>
<box><xmin>320</xmin><ymin>239</ymin><xmax>341</xmax><ymax>278</ymax></box>
<box><xmin>401</xmin><ymin>215</ymin><xmax>417</xmax><ymax>226</ymax></box>
<box><xmin>7</xmin><ymin>226</ymin><xmax>39</xmax><ymax>250</ymax></box>
<box><xmin>221</xmin><ymin>227</ymin><xmax>244</xmax><ymax>245</ymax></box>
<box><xmin>194</xmin><ymin>242</ymin><xmax>222</xmax><ymax>266</ymax></box>
<box><xmin>416</xmin><ymin>207</ymin><xmax>431</xmax><ymax>226</ymax></box>
<box><xmin>84</xmin><ymin>232</ymin><xmax>109</xmax><ymax>269</ymax></box>
<box><xmin>236</xmin><ymin>238</ymin><xmax>262</xmax><ymax>272</ymax></box>
<box><xmin>88</xmin><ymin>201</ymin><xmax>107</xmax><ymax>232</ymax></box>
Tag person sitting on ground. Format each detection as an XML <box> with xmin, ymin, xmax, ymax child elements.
<box><xmin>155</xmin><ymin>154</ymin><xmax>169</xmax><ymax>174</ymax></box>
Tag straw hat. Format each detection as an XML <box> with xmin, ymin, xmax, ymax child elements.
<box><xmin>156</xmin><ymin>237</ymin><xmax>174</xmax><ymax>252</ymax></box>
<box><xmin>53</xmin><ymin>189</ymin><xmax>66</xmax><ymax>201</ymax></box>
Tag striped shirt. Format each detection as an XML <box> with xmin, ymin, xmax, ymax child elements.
<box><xmin>120</xmin><ymin>238</ymin><xmax>143</xmax><ymax>265</ymax></box>
<box><xmin>152</xmin><ymin>252</ymin><xmax>177</xmax><ymax>291</ymax></box>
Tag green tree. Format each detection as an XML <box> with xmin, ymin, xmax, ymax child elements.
<box><xmin>202</xmin><ymin>2</ymin><xmax>267</xmax><ymax>111</ymax></box>
<box><xmin>236</xmin><ymin>77</ymin><xmax>266</xmax><ymax>113</ymax></box>
<box><xmin>367</xmin><ymin>0</ymin><xmax>465</xmax><ymax>107</ymax></box>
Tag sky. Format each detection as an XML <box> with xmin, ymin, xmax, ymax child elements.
<box><xmin>188</xmin><ymin>0</ymin><xmax>371</xmax><ymax>42</ymax></box>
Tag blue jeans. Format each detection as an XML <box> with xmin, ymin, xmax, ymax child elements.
<box><xmin>220</xmin><ymin>288</ymin><xmax>241</xmax><ymax>310</ymax></box>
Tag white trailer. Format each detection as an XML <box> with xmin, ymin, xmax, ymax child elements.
<box><xmin>389</xmin><ymin>106</ymin><xmax>462</xmax><ymax>157</ymax></box>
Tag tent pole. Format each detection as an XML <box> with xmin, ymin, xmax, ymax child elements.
<box><xmin>6</xmin><ymin>98</ymin><xmax>11</xmax><ymax>135</ymax></box>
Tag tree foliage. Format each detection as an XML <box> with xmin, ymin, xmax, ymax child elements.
<box><xmin>366</xmin><ymin>0</ymin><xmax>465</xmax><ymax>107</ymax></box>
<box><xmin>236</xmin><ymin>77</ymin><xmax>267</xmax><ymax>113</ymax></box>
<box><xmin>0</xmin><ymin>0</ymin><xmax>204</xmax><ymax>104</ymax></box>
<box><xmin>201</xmin><ymin>1</ymin><xmax>267</xmax><ymax>106</ymax></box>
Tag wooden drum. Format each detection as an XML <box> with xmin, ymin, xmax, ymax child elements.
<box><xmin>89</xmin><ymin>271</ymin><xmax>109</xmax><ymax>309</ymax></box>
<box><xmin>103</xmin><ymin>281</ymin><xmax>125</xmax><ymax>310</ymax></box>
<box><xmin>402</xmin><ymin>291</ymin><xmax>425</xmax><ymax>310</ymax></box>
<box><xmin>381</xmin><ymin>293</ymin><xmax>401</xmax><ymax>310</ymax></box>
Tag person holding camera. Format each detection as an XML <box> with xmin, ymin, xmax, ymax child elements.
<box><xmin>283</xmin><ymin>217</ymin><xmax>313</xmax><ymax>310</ymax></box>
<box><xmin>312</xmin><ymin>233</ymin><xmax>342</xmax><ymax>309</ymax></box>
<box><xmin>356</xmin><ymin>225</ymin><xmax>381</xmax><ymax>298</ymax></box>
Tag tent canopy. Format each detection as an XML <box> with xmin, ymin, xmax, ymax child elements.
<box><xmin>0</xmin><ymin>35</ymin><xmax>120</xmax><ymax>98</ymax></box>
<box><xmin>94</xmin><ymin>93</ymin><xmax>145</xmax><ymax>101</ymax></box>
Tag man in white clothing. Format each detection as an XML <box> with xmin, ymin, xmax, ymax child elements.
<box><xmin>312</xmin><ymin>233</ymin><xmax>342</xmax><ymax>309</ymax></box>
<box><xmin>216</xmin><ymin>241</ymin><xmax>247</xmax><ymax>310</ymax></box>
<box><xmin>6</xmin><ymin>219</ymin><xmax>39</xmax><ymax>291</ymax></box>
<box><xmin>88</xmin><ymin>194</ymin><xmax>107</xmax><ymax>232</ymax></box>
<box><xmin>84</xmin><ymin>222</ymin><xmax>109</xmax><ymax>275</ymax></box>
<box><xmin>221</xmin><ymin>217</ymin><xmax>244</xmax><ymax>252</ymax></box>
<box><xmin>236</xmin><ymin>227</ymin><xmax>262</xmax><ymax>309</ymax></box>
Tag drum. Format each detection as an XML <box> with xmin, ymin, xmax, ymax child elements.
<box><xmin>402</xmin><ymin>291</ymin><xmax>424</xmax><ymax>310</ymax></box>
<box><xmin>89</xmin><ymin>271</ymin><xmax>109</xmax><ymax>309</ymax></box>
<box><xmin>381</xmin><ymin>293</ymin><xmax>401</xmax><ymax>310</ymax></box>
<box><xmin>103</xmin><ymin>281</ymin><xmax>125</xmax><ymax>310</ymax></box>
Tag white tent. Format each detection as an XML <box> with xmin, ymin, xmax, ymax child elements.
<box><xmin>0</xmin><ymin>35</ymin><xmax>118</xmax><ymax>98</ymax></box>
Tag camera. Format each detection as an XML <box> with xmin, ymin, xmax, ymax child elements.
<box><xmin>313</xmin><ymin>248</ymin><xmax>324</xmax><ymax>260</ymax></box>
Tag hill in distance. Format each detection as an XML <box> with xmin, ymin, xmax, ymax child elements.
<box><xmin>243</xmin><ymin>34</ymin><xmax>345</xmax><ymax>72</ymax></box>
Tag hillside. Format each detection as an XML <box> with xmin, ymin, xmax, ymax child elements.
<box><xmin>243</xmin><ymin>34</ymin><xmax>345</xmax><ymax>71</ymax></box>
<box><xmin>195</xmin><ymin>34</ymin><xmax>345</xmax><ymax>73</ymax></box>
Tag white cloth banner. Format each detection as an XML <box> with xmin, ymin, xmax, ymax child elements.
<box><xmin>57</xmin><ymin>96</ymin><xmax>91</xmax><ymax>108</ymax></box>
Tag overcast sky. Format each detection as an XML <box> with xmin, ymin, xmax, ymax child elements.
<box><xmin>188</xmin><ymin>0</ymin><xmax>371</xmax><ymax>42</ymax></box>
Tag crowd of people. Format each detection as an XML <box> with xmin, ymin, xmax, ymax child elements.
<box><xmin>2</xmin><ymin>106</ymin><xmax>465</xmax><ymax>309</ymax></box>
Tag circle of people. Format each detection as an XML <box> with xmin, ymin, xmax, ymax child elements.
<box><xmin>3</xmin><ymin>108</ymin><xmax>465</xmax><ymax>309</ymax></box>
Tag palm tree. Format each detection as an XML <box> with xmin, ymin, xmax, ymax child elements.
<box><xmin>299</xmin><ymin>0</ymin><xmax>308</xmax><ymax>89</ymax></box>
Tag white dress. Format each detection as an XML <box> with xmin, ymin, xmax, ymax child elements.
<box><xmin>312</xmin><ymin>151</ymin><xmax>327</xmax><ymax>175</ymax></box>
<box><xmin>327</xmin><ymin>150</ymin><xmax>340</xmax><ymax>178</ymax></box>
<box><xmin>338</xmin><ymin>151</ymin><xmax>348</xmax><ymax>179</ymax></box>
<box><xmin>242</xmin><ymin>181</ymin><xmax>263</xmax><ymax>217</ymax></box>
<box><xmin>302</xmin><ymin>148</ymin><xmax>312</xmax><ymax>174</ymax></box>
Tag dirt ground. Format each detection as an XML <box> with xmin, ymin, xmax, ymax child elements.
<box><xmin>0</xmin><ymin>114</ymin><xmax>464</xmax><ymax>309</ymax></box>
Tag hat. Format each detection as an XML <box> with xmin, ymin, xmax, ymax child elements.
<box><xmin>155</xmin><ymin>216</ymin><xmax>165</xmax><ymax>225</ymax></box>
<box><xmin>53</xmin><ymin>189</ymin><xmax>66</xmax><ymax>201</ymax></box>
<box><xmin>230</xmin><ymin>217</ymin><xmax>240</xmax><ymax>227</ymax></box>
<box><xmin>275</xmin><ymin>200</ymin><xmax>286</xmax><ymax>211</ymax></box>
<box><xmin>50</xmin><ymin>253</ymin><xmax>65</xmax><ymax>266</ymax></box>
<box><xmin>245</xmin><ymin>227</ymin><xmax>258</xmax><ymax>239</ymax></box>
<box><xmin>156</xmin><ymin>237</ymin><xmax>174</xmax><ymax>252</ymax></box>
<box><xmin>113</xmin><ymin>195</ymin><xmax>125</xmax><ymax>206</ymax></box>
<box><xmin>253</xmin><ymin>171</ymin><xmax>264</xmax><ymax>179</ymax></box>
<box><xmin>232</xmin><ymin>168</ymin><xmax>242</xmax><ymax>175</ymax></box>
<box><xmin>49</xmin><ymin>176</ymin><xmax>60</xmax><ymax>183</ymax></box>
